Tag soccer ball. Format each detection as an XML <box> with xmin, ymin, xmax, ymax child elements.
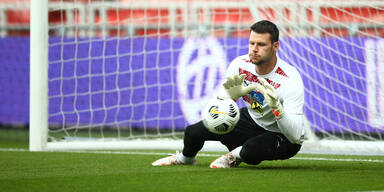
<box><xmin>201</xmin><ymin>96</ymin><xmax>240</xmax><ymax>134</ymax></box>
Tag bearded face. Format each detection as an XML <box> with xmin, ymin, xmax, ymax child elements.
<box><xmin>248</xmin><ymin>31</ymin><xmax>278</xmax><ymax>66</ymax></box>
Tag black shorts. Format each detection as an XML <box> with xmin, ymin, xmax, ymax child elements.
<box><xmin>183</xmin><ymin>107</ymin><xmax>301</xmax><ymax>163</ymax></box>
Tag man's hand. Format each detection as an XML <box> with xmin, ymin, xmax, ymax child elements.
<box><xmin>223</xmin><ymin>74</ymin><xmax>256</xmax><ymax>101</ymax></box>
<box><xmin>255</xmin><ymin>77</ymin><xmax>284</xmax><ymax>119</ymax></box>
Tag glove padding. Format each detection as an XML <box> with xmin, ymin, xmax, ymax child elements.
<box><xmin>223</xmin><ymin>74</ymin><xmax>256</xmax><ymax>101</ymax></box>
<box><xmin>255</xmin><ymin>77</ymin><xmax>284</xmax><ymax>119</ymax></box>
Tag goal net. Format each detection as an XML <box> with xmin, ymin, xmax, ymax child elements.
<box><xmin>30</xmin><ymin>0</ymin><xmax>384</xmax><ymax>155</ymax></box>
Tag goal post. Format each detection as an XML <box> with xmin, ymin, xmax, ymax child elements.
<box><xmin>29</xmin><ymin>0</ymin><xmax>384</xmax><ymax>155</ymax></box>
<box><xmin>29</xmin><ymin>0</ymin><xmax>48</xmax><ymax>151</ymax></box>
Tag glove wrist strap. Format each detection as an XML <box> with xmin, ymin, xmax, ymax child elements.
<box><xmin>271</xmin><ymin>108</ymin><xmax>283</xmax><ymax>119</ymax></box>
<box><xmin>271</xmin><ymin>101</ymin><xmax>284</xmax><ymax>120</ymax></box>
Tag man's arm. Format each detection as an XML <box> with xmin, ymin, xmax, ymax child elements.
<box><xmin>276</xmin><ymin>112</ymin><xmax>305</xmax><ymax>144</ymax></box>
<box><xmin>256</xmin><ymin>77</ymin><xmax>305</xmax><ymax>144</ymax></box>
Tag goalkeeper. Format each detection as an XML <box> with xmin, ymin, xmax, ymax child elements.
<box><xmin>152</xmin><ymin>20</ymin><xmax>305</xmax><ymax>168</ymax></box>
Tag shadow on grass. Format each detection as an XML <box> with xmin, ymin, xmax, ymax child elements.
<box><xmin>239</xmin><ymin>165</ymin><xmax>311</xmax><ymax>170</ymax></box>
<box><xmin>193</xmin><ymin>161</ymin><xmax>314</xmax><ymax>171</ymax></box>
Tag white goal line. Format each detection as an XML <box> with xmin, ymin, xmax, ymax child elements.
<box><xmin>42</xmin><ymin>139</ymin><xmax>384</xmax><ymax>156</ymax></box>
<box><xmin>1</xmin><ymin>148</ymin><xmax>383</xmax><ymax>163</ymax></box>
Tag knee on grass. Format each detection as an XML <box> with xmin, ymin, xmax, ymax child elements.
<box><xmin>240</xmin><ymin>136</ymin><xmax>277</xmax><ymax>165</ymax></box>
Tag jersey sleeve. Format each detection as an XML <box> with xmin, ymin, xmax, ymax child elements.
<box><xmin>276</xmin><ymin>73</ymin><xmax>305</xmax><ymax>144</ymax></box>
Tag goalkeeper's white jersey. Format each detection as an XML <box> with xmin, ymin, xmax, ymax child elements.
<box><xmin>225</xmin><ymin>54</ymin><xmax>305</xmax><ymax>144</ymax></box>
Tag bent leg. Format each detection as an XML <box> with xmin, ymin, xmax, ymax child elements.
<box><xmin>240</xmin><ymin>132</ymin><xmax>301</xmax><ymax>165</ymax></box>
<box><xmin>182</xmin><ymin>121</ymin><xmax>220</xmax><ymax>157</ymax></box>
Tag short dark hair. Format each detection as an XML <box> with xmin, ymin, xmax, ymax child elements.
<box><xmin>250</xmin><ymin>20</ymin><xmax>279</xmax><ymax>43</ymax></box>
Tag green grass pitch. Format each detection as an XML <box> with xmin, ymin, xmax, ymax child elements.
<box><xmin>1</xmin><ymin>129</ymin><xmax>384</xmax><ymax>192</ymax></box>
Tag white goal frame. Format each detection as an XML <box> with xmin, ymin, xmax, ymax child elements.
<box><xmin>29</xmin><ymin>0</ymin><xmax>384</xmax><ymax>155</ymax></box>
<box><xmin>30</xmin><ymin>0</ymin><xmax>48</xmax><ymax>151</ymax></box>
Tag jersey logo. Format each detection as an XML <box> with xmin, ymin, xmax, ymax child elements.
<box><xmin>250</xmin><ymin>90</ymin><xmax>264</xmax><ymax>115</ymax></box>
<box><xmin>244</xmin><ymin>80</ymin><xmax>264</xmax><ymax>115</ymax></box>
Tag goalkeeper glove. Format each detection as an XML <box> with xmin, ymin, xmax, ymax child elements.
<box><xmin>222</xmin><ymin>74</ymin><xmax>256</xmax><ymax>101</ymax></box>
<box><xmin>255</xmin><ymin>77</ymin><xmax>284</xmax><ymax>119</ymax></box>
